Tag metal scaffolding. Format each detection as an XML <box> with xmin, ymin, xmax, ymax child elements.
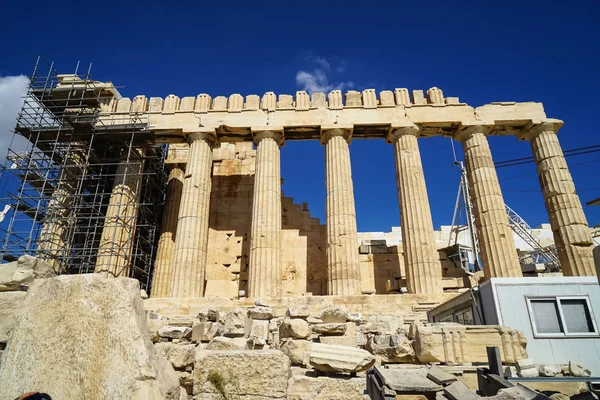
<box><xmin>0</xmin><ymin>57</ymin><xmax>167</xmax><ymax>290</ymax></box>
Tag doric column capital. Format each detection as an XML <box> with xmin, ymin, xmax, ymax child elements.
<box><xmin>252</xmin><ymin>127</ymin><xmax>284</xmax><ymax>146</ymax></box>
<box><xmin>166</xmin><ymin>163</ymin><xmax>185</xmax><ymax>172</ymax></box>
<box><xmin>454</xmin><ymin>123</ymin><xmax>492</xmax><ymax>142</ymax></box>
<box><xmin>185</xmin><ymin>131</ymin><xmax>218</xmax><ymax>148</ymax></box>
<box><xmin>321</xmin><ymin>126</ymin><xmax>353</xmax><ymax>145</ymax></box>
<box><xmin>387</xmin><ymin>124</ymin><xmax>420</xmax><ymax>143</ymax></box>
<box><xmin>518</xmin><ymin>119</ymin><xmax>564</xmax><ymax>141</ymax></box>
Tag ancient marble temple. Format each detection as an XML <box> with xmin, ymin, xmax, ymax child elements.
<box><xmin>59</xmin><ymin>87</ymin><xmax>595</xmax><ymax>298</ymax></box>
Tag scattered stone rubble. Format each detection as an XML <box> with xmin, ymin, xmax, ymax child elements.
<box><xmin>150</xmin><ymin>300</ymin><xmax>595</xmax><ymax>399</ymax></box>
<box><xmin>515</xmin><ymin>359</ymin><xmax>593</xmax><ymax>379</ymax></box>
<box><xmin>0</xmin><ymin>254</ymin><xmax>56</xmax><ymax>292</ymax></box>
<box><xmin>0</xmin><ymin>264</ymin><xmax>595</xmax><ymax>400</ymax></box>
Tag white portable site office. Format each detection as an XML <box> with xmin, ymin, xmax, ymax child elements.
<box><xmin>429</xmin><ymin>277</ymin><xmax>600</xmax><ymax>375</ymax></box>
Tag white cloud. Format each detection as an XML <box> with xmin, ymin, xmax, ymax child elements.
<box><xmin>314</xmin><ymin>57</ymin><xmax>330</xmax><ymax>71</ymax></box>
<box><xmin>335</xmin><ymin>61</ymin><xmax>347</xmax><ymax>73</ymax></box>
<box><xmin>295</xmin><ymin>57</ymin><xmax>354</xmax><ymax>93</ymax></box>
<box><xmin>0</xmin><ymin>76</ymin><xmax>29</xmax><ymax>164</ymax></box>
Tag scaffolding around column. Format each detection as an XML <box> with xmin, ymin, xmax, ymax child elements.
<box><xmin>0</xmin><ymin>57</ymin><xmax>167</xmax><ymax>291</ymax></box>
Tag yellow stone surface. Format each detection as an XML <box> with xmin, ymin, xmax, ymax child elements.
<box><xmin>169</xmin><ymin>133</ymin><xmax>215</xmax><ymax>297</ymax></box>
<box><xmin>456</xmin><ymin>126</ymin><xmax>522</xmax><ymax>279</ymax></box>
<box><xmin>151</xmin><ymin>166</ymin><xmax>184</xmax><ymax>297</ymax></box>
<box><xmin>248</xmin><ymin>131</ymin><xmax>284</xmax><ymax>298</ymax></box>
<box><xmin>388</xmin><ymin>125</ymin><xmax>442</xmax><ymax>294</ymax></box>
<box><xmin>323</xmin><ymin>129</ymin><xmax>362</xmax><ymax>295</ymax></box>
<box><xmin>525</xmin><ymin>123</ymin><xmax>596</xmax><ymax>276</ymax></box>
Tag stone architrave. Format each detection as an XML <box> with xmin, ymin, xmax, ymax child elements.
<box><xmin>388</xmin><ymin>125</ymin><xmax>442</xmax><ymax>294</ymax></box>
<box><xmin>151</xmin><ymin>165</ymin><xmax>184</xmax><ymax>297</ymax></box>
<box><xmin>522</xmin><ymin>121</ymin><xmax>596</xmax><ymax>276</ymax></box>
<box><xmin>248</xmin><ymin>130</ymin><xmax>283</xmax><ymax>298</ymax></box>
<box><xmin>322</xmin><ymin>128</ymin><xmax>361</xmax><ymax>295</ymax></box>
<box><xmin>169</xmin><ymin>132</ymin><xmax>216</xmax><ymax>297</ymax></box>
<box><xmin>455</xmin><ymin>125</ymin><xmax>521</xmax><ymax>279</ymax></box>
<box><xmin>95</xmin><ymin>147</ymin><xmax>146</xmax><ymax>277</ymax></box>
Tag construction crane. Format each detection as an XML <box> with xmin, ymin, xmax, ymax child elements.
<box><xmin>447</xmin><ymin>160</ymin><xmax>481</xmax><ymax>272</ymax></box>
<box><xmin>504</xmin><ymin>205</ymin><xmax>561</xmax><ymax>272</ymax></box>
<box><xmin>447</xmin><ymin>143</ymin><xmax>560</xmax><ymax>274</ymax></box>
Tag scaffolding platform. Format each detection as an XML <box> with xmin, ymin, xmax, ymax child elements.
<box><xmin>0</xmin><ymin>57</ymin><xmax>167</xmax><ymax>291</ymax></box>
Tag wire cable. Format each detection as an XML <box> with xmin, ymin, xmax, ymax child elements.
<box><xmin>503</xmin><ymin>187</ymin><xmax>600</xmax><ymax>193</ymax></box>
<box><xmin>495</xmin><ymin>144</ymin><xmax>600</xmax><ymax>168</ymax></box>
<box><xmin>499</xmin><ymin>157</ymin><xmax>600</xmax><ymax>181</ymax></box>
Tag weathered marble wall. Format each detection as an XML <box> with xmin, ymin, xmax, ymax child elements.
<box><xmin>202</xmin><ymin>142</ymin><xmax>328</xmax><ymax>297</ymax></box>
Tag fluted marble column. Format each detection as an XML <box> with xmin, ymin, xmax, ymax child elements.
<box><xmin>37</xmin><ymin>180</ymin><xmax>75</xmax><ymax>273</ymax></box>
<box><xmin>388</xmin><ymin>125</ymin><xmax>442</xmax><ymax>294</ymax></box>
<box><xmin>95</xmin><ymin>147</ymin><xmax>145</xmax><ymax>277</ymax></box>
<box><xmin>37</xmin><ymin>147</ymin><xmax>85</xmax><ymax>273</ymax></box>
<box><xmin>322</xmin><ymin>128</ymin><xmax>361</xmax><ymax>295</ymax></box>
<box><xmin>151</xmin><ymin>165</ymin><xmax>185</xmax><ymax>297</ymax></box>
<box><xmin>456</xmin><ymin>125</ymin><xmax>522</xmax><ymax>279</ymax></box>
<box><xmin>169</xmin><ymin>133</ymin><xmax>216</xmax><ymax>297</ymax></box>
<box><xmin>248</xmin><ymin>130</ymin><xmax>283</xmax><ymax>298</ymax></box>
<box><xmin>523</xmin><ymin>122</ymin><xmax>596</xmax><ymax>276</ymax></box>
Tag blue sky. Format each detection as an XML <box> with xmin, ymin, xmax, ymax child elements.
<box><xmin>1</xmin><ymin>0</ymin><xmax>599</xmax><ymax>233</ymax></box>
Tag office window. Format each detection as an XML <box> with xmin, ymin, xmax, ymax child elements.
<box><xmin>561</xmin><ymin>299</ymin><xmax>595</xmax><ymax>333</ymax></box>
<box><xmin>526</xmin><ymin>296</ymin><xmax>598</xmax><ymax>337</ymax></box>
<box><xmin>530</xmin><ymin>300</ymin><xmax>562</xmax><ymax>334</ymax></box>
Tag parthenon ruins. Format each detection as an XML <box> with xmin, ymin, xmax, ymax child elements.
<box><xmin>3</xmin><ymin>60</ymin><xmax>600</xmax><ymax>400</ymax></box>
<box><xmin>1</xmin><ymin>63</ymin><xmax>597</xmax><ymax>300</ymax></box>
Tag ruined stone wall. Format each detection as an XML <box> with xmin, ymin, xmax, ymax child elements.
<box><xmin>358</xmin><ymin>242</ymin><xmax>406</xmax><ymax>295</ymax></box>
<box><xmin>170</xmin><ymin>143</ymin><xmax>474</xmax><ymax>298</ymax></box>
<box><xmin>356</xmin><ymin>232</ymin><xmax>471</xmax><ymax>294</ymax></box>
<box><xmin>203</xmin><ymin>142</ymin><xmax>327</xmax><ymax>297</ymax></box>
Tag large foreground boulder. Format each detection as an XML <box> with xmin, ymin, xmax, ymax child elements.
<box><xmin>194</xmin><ymin>350</ymin><xmax>290</xmax><ymax>399</ymax></box>
<box><xmin>0</xmin><ymin>274</ymin><xmax>180</xmax><ymax>400</ymax></box>
<box><xmin>0</xmin><ymin>291</ymin><xmax>26</xmax><ymax>343</ymax></box>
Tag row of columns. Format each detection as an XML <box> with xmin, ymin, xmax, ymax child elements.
<box><xmin>96</xmin><ymin>122</ymin><xmax>595</xmax><ymax>298</ymax></box>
